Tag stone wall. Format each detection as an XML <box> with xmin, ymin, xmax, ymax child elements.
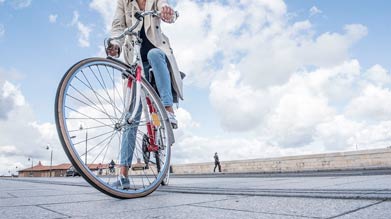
<box><xmin>171</xmin><ymin>148</ymin><xmax>391</xmax><ymax>174</ymax></box>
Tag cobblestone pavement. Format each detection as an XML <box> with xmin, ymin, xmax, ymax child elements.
<box><xmin>1</xmin><ymin>173</ymin><xmax>391</xmax><ymax>218</ymax></box>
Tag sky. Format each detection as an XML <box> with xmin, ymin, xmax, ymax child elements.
<box><xmin>1</xmin><ymin>0</ymin><xmax>391</xmax><ymax>175</ymax></box>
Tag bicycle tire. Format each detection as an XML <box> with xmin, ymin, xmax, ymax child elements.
<box><xmin>55</xmin><ymin>57</ymin><xmax>174</xmax><ymax>199</ymax></box>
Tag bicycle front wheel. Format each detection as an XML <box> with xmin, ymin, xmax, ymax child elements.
<box><xmin>55</xmin><ymin>57</ymin><xmax>174</xmax><ymax>199</ymax></box>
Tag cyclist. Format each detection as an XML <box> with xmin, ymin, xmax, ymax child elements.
<box><xmin>107</xmin><ymin>0</ymin><xmax>182</xmax><ymax>189</ymax></box>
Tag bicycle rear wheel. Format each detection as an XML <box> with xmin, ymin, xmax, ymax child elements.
<box><xmin>55</xmin><ymin>57</ymin><xmax>174</xmax><ymax>199</ymax></box>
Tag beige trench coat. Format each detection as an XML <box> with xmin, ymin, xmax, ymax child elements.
<box><xmin>111</xmin><ymin>0</ymin><xmax>183</xmax><ymax>100</ymax></box>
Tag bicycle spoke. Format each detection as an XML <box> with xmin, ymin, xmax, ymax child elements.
<box><xmin>77</xmin><ymin>72</ymin><xmax>118</xmax><ymax>124</ymax></box>
<box><xmin>73</xmin><ymin>129</ymin><xmax>115</xmax><ymax>147</ymax></box>
<box><xmin>66</xmin><ymin>93</ymin><xmax>118</xmax><ymax>121</ymax></box>
<box><xmin>106</xmin><ymin>65</ymin><xmax>125</xmax><ymax>110</ymax></box>
<box><xmin>90</xmin><ymin>131</ymin><xmax>118</xmax><ymax>164</ymax></box>
<box><xmin>68</xmin><ymin>85</ymin><xmax>118</xmax><ymax>122</ymax></box>
<box><xmin>90</xmin><ymin>66</ymin><xmax>122</xmax><ymax>119</ymax></box>
<box><xmin>68</xmin><ymin>124</ymin><xmax>109</xmax><ymax>133</ymax></box>
<box><xmin>101</xmin><ymin>132</ymin><xmax>113</xmax><ymax>165</ymax></box>
<box><xmin>65</xmin><ymin>106</ymin><xmax>113</xmax><ymax>128</ymax></box>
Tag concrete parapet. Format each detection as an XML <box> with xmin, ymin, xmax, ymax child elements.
<box><xmin>171</xmin><ymin>148</ymin><xmax>391</xmax><ymax>174</ymax></box>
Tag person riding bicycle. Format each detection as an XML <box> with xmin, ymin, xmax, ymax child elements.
<box><xmin>107</xmin><ymin>0</ymin><xmax>182</xmax><ymax>189</ymax></box>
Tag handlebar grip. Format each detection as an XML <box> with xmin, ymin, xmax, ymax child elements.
<box><xmin>104</xmin><ymin>38</ymin><xmax>120</xmax><ymax>58</ymax></box>
<box><xmin>134</xmin><ymin>11</ymin><xmax>143</xmax><ymax>21</ymax></box>
<box><xmin>106</xmin><ymin>37</ymin><xmax>113</xmax><ymax>46</ymax></box>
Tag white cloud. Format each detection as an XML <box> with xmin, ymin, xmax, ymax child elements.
<box><xmin>173</xmin><ymin>58</ymin><xmax>391</xmax><ymax>163</ymax></box>
<box><xmin>49</xmin><ymin>14</ymin><xmax>58</xmax><ymax>24</ymax></box>
<box><xmin>238</xmin><ymin>24</ymin><xmax>367</xmax><ymax>89</ymax></box>
<box><xmin>176</xmin><ymin>108</ymin><xmax>200</xmax><ymax>129</ymax></box>
<box><xmin>0</xmin><ymin>0</ymin><xmax>31</xmax><ymax>9</ymax></box>
<box><xmin>264</xmin><ymin>88</ymin><xmax>335</xmax><ymax>148</ymax></box>
<box><xmin>10</xmin><ymin>0</ymin><xmax>31</xmax><ymax>9</ymax></box>
<box><xmin>209</xmin><ymin>65</ymin><xmax>269</xmax><ymax>132</ymax></box>
<box><xmin>210</xmin><ymin>60</ymin><xmax>359</xmax><ymax>133</ymax></box>
<box><xmin>365</xmin><ymin>64</ymin><xmax>391</xmax><ymax>86</ymax></box>
<box><xmin>0</xmin><ymin>76</ymin><xmax>63</xmax><ymax>175</ymax></box>
<box><xmin>0</xmin><ymin>80</ymin><xmax>24</xmax><ymax>120</ymax></box>
<box><xmin>309</xmin><ymin>6</ymin><xmax>322</xmax><ymax>17</ymax></box>
<box><xmin>71</xmin><ymin>11</ymin><xmax>92</xmax><ymax>48</ymax></box>
<box><xmin>315</xmin><ymin>115</ymin><xmax>362</xmax><ymax>150</ymax></box>
<box><xmin>345</xmin><ymin>85</ymin><xmax>391</xmax><ymax>122</ymax></box>
<box><xmin>0</xmin><ymin>145</ymin><xmax>18</xmax><ymax>156</ymax></box>
<box><xmin>159</xmin><ymin>1</ymin><xmax>367</xmax><ymax>90</ymax></box>
<box><xmin>352</xmin><ymin>121</ymin><xmax>391</xmax><ymax>149</ymax></box>
<box><xmin>89</xmin><ymin>0</ymin><xmax>116</xmax><ymax>32</ymax></box>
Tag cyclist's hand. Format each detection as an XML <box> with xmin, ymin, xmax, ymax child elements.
<box><xmin>106</xmin><ymin>43</ymin><xmax>120</xmax><ymax>57</ymax></box>
<box><xmin>161</xmin><ymin>5</ymin><xmax>174</xmax><ymax>23</ymax></box>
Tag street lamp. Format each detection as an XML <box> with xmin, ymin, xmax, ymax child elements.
<box><xmin>46</xmin><ymin>145</ymin><xmax>53</xmax><ymax>177</ymax></box>
<box><xmin>79</xmin><ymin>123</ymin><xmax>88</xmax><ymax>165</ymax></box>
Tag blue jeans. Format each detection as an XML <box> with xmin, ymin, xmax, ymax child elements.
<box><xmin>147</xmin><ymin>48</ymin><xmax>173</xmax><ymax>107</ymax></box>
<box><xmin>120</xmin><ymin>48</ymin><xmax>173</xmax><ymax>167</ymax></box>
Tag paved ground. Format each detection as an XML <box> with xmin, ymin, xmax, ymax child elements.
<box><xmin>1</xmin><ymin>172</ymin><xmax>391</xmax><ymax>219</ymax></box>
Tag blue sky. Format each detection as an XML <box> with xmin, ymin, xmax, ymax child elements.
<box><xmin>1</xmin><ymin>0</ymin><xmax>391</xmax><ymax>175</ymax></box>
<box><xmin>287</xmin><ymin>0</ymin><xmax>391</xmax><ymax>70</ymax></box>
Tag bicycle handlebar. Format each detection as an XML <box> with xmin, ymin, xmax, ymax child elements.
<box><xmin>106</xmin><ymin>10</ymin><xmax>179</xmax><ymax>47</ymax></box>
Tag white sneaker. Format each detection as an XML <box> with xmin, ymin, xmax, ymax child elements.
<box><xmin>111</xmin><ymin>176</ymin><xmax>130</xmax><ymax>190</ymax></box>
<box><xmin>167</xmin><ymin>111</ymin><xmax>178</xmax><ymax>129</ymax></box>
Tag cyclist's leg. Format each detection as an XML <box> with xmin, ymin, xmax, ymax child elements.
<box><xmin>147</xmin><ymin>48</ymin><xmax>173</xmax><ymax>108</ymax></box>
<box><xmin>147</xmin><ymin>48</ymin><xmax>177</xmax><ymax>128</ymax></box>
<box><xmin>119</xmin><ymin>105</ymin><xmax>142</xmax><ymax>177</ymax></box>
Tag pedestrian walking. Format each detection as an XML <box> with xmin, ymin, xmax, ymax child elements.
<box><xmin>214</xmin><ymin>152</ymin><xmax>222</xmax><ymax>173</ymax></box>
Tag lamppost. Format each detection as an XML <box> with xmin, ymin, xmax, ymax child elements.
<box><xmin>15</xmin><ymin>166</ymin><xmax>18</xmax><ymax>177</ymax></box>
<box><xmin>79</xmin><ymin>124</ymin><xmax>88</xmax><ymax>165</ymax></box>
<box><xmin>46</xmin><ymin>145</ymin><xmax>53</xmax><ymax>177</ymax></box>
<box><xmin>27</xmin><ymin>157</ymin><xmax>33</xmax><ymax>177</ymax></box>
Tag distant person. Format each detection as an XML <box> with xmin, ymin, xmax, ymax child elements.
<box><xmin>214</xmin><ymin>152</ymin><xmax>221</xmax><ymax>173</ymax></box>
<box><xmin>109</xmin><ymin>160</ymin><xmax>116</xmax><ymax>174</ymax></box>
<box><xmin>98</xmin><ymin>163</ymin><xmax>103</xmax><ymax>175</ymax></box>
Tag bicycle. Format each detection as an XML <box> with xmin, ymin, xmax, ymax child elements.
<box><xmin>55</xmin><ymin>10</ymin><xmax>178</xmax><ymax>199</ymax></box>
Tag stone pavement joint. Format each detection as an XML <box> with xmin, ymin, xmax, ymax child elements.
<box><xmin>326</xmin><ymin>200</ymin><xmax>385</xmax><ymax>219</ymax></box>
<box><xmin>6</xmin><ymin>192</ymin><xmax>18</xmax><ymax>198</ymax></box>
<box><xmin>188</xmin><ymin>203</ymin><xmax>320</xmax><ymax>219</ymax></box>
<box><xmin>158</xmin><ymin>186</ymin><xmax>391</xmax><ymax>200</ymax></box>
<box><xmin>36</xmin><ymin>205</ymin><xmax>72</xmax><ymax>219</ymax></box>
